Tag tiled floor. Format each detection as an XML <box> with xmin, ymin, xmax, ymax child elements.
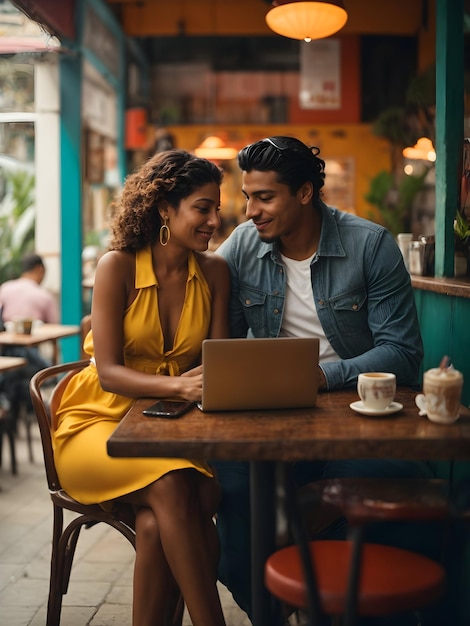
<box><xmin>0</xmin><ymin>421</ymin><xmax>252</xmax><ymax>626</ymax></box>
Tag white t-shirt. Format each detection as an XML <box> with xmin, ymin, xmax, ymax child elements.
<box><xmin>280</xmin><ymin>253</ymin><xmax>338</xmax><ymax>362</ymax></box>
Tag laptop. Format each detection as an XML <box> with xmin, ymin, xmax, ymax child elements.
<box><xmin>199</xmin><ymin>337</ymin><xmax>319</xmax><ymax>411</ymax></box>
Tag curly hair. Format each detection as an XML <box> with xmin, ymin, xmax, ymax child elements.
<box><xmin>109</xmin><ymin>150</ymin><xmax>223</xmax><ymax>251</ymax></box>
<box><xmin>237</xmin><ymin>136</ymin><xmax>325</xmax><ymax>201</ymax></box>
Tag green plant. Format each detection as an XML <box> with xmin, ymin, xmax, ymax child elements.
<box><xmin>365</xmin><ymin>167</ymin><xmax>431</xmax><ymax>236</ymax></box>
<box><xmin>0</xmin><ymin>169</ymin><xmax>35</xmax><ymax>283</ymax></box>
<box><xmin>454</xmin><ymin>210</ymin><xmax>470</xmax><ymax>241</ymax></box>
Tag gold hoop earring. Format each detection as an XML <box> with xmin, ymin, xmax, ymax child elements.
<box><xmin>159</xmin><ymin>216</ymin><xmax>170</xmax><ymax>246</ymax></box>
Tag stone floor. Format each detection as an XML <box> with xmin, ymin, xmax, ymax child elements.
<box><xmin>0</xmin><ymin>420</ymin><xmax>252</xmax><ymax>626</ymax></box>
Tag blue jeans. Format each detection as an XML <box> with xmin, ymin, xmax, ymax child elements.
<box><xmin>212</xmin><ymin>458</ymin><xmax>437</xmax><ymax>623</ymax></box>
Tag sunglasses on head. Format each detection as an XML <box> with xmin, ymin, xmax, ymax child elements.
<box><xmin>262</xmin><ymin>137</ymin><xmax>290</xmax><ymax>151</ymax></box>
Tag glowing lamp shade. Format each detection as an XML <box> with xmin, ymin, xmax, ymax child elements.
<box><xmin>402</xmin><ymin>137</ymin><xmax>436</xmax><ymax>162</ymax></box>
<box><xmin>266</xmin><ymin>0</ymin><xmax>348</xmax><ymax>42</ymax></box>
<box><xmin>194</xmin><ymin>136</ymin><xmax>238</xmax><ymax>161</ymax></box>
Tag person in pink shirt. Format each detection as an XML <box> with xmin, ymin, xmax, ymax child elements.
<box><xmin>0</xmin><ymin>253</ymin><xmax>58</xmax><ymax>324</ymax></box>
<box><xmin>0</xmin><ymin>253</ymin><xmax>59</xmax><ymax>428</ymax></box>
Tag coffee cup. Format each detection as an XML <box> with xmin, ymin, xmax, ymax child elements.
<box><xmin>12</xmin><ymin>318</ymin><xmax>33</xmax><ymax>334</ymax></box>
<box><xmin>357</xmin><ymin>372</ymin><xmax>396</xmax><ymax>411</ymax></box>
<box><xmin>21</xmin><ymin>319</ymin><xmax>33</xmax><ymax>335</ymax></box>
<box><xmin>415</xmin><ymin>367</ymin><xmax>463</xmax><ymax>424</ymax></box>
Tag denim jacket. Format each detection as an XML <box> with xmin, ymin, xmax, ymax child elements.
<box><xmin>217</xmin><ymin>202</ymin><xmax>423</xmax><ymax>390</ymax></box>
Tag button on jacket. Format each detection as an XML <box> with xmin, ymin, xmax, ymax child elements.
<box><xmin>216</xmin><ymin>202</ymin><xmax>423</xmax><ymax>390</ymax></box>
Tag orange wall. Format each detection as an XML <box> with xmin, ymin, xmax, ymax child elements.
<box><xmin>157</xmin><ymin>123</ymin><xmax>391</xmax><ymax>225</ymax></box>
<box><xmin>121</xmin><ymin>0</ymin><xmax>428</xmax><ymax>38</ymax></box>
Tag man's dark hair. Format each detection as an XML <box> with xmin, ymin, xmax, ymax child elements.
<box><xmin>21</xmin><ymin>253</ymin><xmax>44</xmax><ymax>274</ymax></box>
<box><xmin>237</xmin><ymin>136</ymin><xmax>326</xmax><ymax>200</ymax></box>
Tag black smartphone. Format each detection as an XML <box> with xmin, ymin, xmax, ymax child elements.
<box><xmin>143</xmin><ymin>400</ymin><xmax>194</xmax><ymax>418</ymax></box>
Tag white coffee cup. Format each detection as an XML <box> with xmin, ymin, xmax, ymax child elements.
<box><xmin>415</xmin><ymin>367</ymin><xmax>463</xmax><ymax>424</ymax></box>
<box><xmin>357</xmin><ymin>372</ymin><xmax>396</xmax><ymax>411</ymax></box>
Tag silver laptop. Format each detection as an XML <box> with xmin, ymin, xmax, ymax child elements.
<box><xmin>199</xmin><ymin>337</ymin><xmax>319</xmax><ymax>411</ymax></box>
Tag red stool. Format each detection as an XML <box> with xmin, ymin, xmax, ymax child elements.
<box><xmin>265</xmin><ymin>539</ymin><xmax>445</xmax><ymax>622</ymax></box>
<box><xmin>266</xmin><ymin>472</ymin><xmax>449</xmax><ymax>626</ymax></box>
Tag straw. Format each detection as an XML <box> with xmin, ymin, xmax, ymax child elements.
<box><xmin>439</xmin><ymin>355</ymin><xmax>449</xmax><ymax>371</ymax></box>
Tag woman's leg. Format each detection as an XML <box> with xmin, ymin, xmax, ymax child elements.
<box><xmin>131</xmin><ymin>469</ymin><xmax>225</xmax><ymax>626</ymax></box>
<box><xmin>132</xmin><ymin>506</ymin><xmax>182</xmax><ymax>626</ymax></box>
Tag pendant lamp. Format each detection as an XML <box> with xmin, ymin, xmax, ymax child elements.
<box><xmin>194</xmin><ymin>136</ymin><xmax>238</xmax><ymax>161</ymax></box>
<box><xmin>402</xmin><ymin>137</ymin><xmax>436</xmax><ymax>162</ymax></box>
<box><xmin>265</xmin><ymin>0</ymin><xmax>348</xmax><ymax>42</ymax></box>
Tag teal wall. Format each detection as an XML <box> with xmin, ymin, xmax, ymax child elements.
<box><xmin>414</xmin><ymin>289</ymin><xmax>470</xmax><ymax>407</ymax></box>
<box><xmin>59</xmin><ymin>52</ymin><xmax>83</xmax><ymax>361</ymax></box>
<box><xmin>414</xmin><ymin>287</ymin><xmax>470</xmax><ymax>626</ymax></box>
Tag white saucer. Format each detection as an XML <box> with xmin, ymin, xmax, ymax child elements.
<box><xmin>349</xmin><ymin>400</ymin><xmax>403</xmax><ymax>417</ymax></box>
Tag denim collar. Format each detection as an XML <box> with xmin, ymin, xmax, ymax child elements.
<box><xmin>256</xmin><ymin>200</ymin><xmax>346</xmax><ymax>262</ymax></box>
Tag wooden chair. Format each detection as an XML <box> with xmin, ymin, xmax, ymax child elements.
<box><xmin>265</xmin><ymin>470</ymin><xmax>449</xmax><ymax>626</ymax></box>
<box><xmin>79</xmin><ymin>314</ymin><xmax>92</xmax><ymax>360</ymax></box>
<box><xmin>29</xmin><ymin>360</ymin><xmax>183</xmax><ymax>626</ymax></box>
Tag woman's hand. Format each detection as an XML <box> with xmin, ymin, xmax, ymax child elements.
<box><xmin>179</xmin><ymin>365</ymin><xmax>203</xmax><ymax>401</ymax></box>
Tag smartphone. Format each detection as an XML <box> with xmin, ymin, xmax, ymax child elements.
<box><xmin>143</xmin><ymin>400</ymin><xmax>194</xmax><ymax>418</ymax></box>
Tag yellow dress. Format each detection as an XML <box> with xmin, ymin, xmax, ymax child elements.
<box><xmin>53</xmin><ymin>247</ymin><xmax>213</xmax><ymax>505</ymax></box>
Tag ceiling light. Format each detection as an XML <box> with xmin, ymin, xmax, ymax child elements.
<box><xmin>265</xmin><ymin>0</ymin><xmax>348</xmax><ymax>43</ymax></box>
<box><xmin>194</xmin><ymin>136</ymin><xmax>238</xmax><ymax>161</ymax></box>
<box><xmin>402</xmin><ymin>137</ymin><xmax>436</xmax><ymax>162</ymax></box>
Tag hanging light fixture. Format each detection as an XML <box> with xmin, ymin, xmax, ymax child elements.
<box><xmin>402</xmin><ymin>137</ymin><xmax>436</xmax><ymax>162</ymax></box>
<box><xmin>265</xmin><ymin>0</ymin><xmax>348</xmax><ymax>43</ymax></box>
<box><xmin>194</xmin><ymin>136</ymin><xmax>238</xmax><ymax>161</ymax></box>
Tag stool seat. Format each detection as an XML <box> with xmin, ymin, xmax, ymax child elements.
<box><xmin>265</xmin><ymin>539</ymin><xmax>446</xmax><ymax>617</ymax></box>
<box><xmin>300</xmin><ymin>477</ymin><xmax>450</xmax><ymax>527</ymax></box>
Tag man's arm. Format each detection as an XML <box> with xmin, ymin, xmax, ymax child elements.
<box><xmin>320</xmin><ymin>230</ymin><xmax>423</xmax><ymax>390</ymax></box>
<box><xmin>216</xmin><ymin>234</ymin><xmax>249</xmax><ymax>338</ymax></box>
<box><xmin>44</xmin><ymin>290</ymin><xmax>60</xmax><ymax>324</ymax></box>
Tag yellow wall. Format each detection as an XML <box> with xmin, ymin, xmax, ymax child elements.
<box><xmin>160</xmin><ymin>123</ymin><xmax>392</xmax><ymax>227</ymax></box>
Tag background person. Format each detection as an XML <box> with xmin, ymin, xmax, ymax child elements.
<box><xmin>214</xmin><ymin>136</ymin><xmax>434</xmax><ymax>625</ymax></box>
<box><xmin>53</xmin><ymin>150</ymin><xmax>230</xmax><ymax>626</ymax></box>
<box><xmin>0</xmin><ymin>252</ymin><xmax>58</xmax><ymax>325</ymax></box>
<box><xmin>0</xmin><ymin>253</ymin><xmax>59</xmax><ymax>422</ymax></box>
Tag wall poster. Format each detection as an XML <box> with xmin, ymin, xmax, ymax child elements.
<box><xmin>300</xmin><ymin>39</ymin><xmax>341</xmax><ymax>110</ymax></box>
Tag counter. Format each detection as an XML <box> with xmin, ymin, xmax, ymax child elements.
<box><xmin>411</xmin><ymin>275</ymin><xmax>470</xmax><ymax>299</ymax></box>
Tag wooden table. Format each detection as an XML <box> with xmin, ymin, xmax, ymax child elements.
<box><xmin>0</xmin><ymin>323</ymin><xmax>80</xmax><ymax>365</ymax></box>
<box><xmin>107</xmin><ymin>387</ymin><xmax>470</xmax><ymax>626</ymax></box>
<box><xmin>0</xmin><ymin>356</ymin><xmax>27</xmax><ymax>372</ymax></box>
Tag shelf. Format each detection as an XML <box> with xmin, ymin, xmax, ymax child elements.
<box><xmin>411</xmin><ymin>275</ymin><xmax>470</xmax><ymax>299</ymax></box>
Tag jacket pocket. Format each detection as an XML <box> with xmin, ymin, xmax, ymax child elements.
<box><xmin>329</xmin><ymin>289</ymin><xmax>368</xmax><ymax>335</ymax></box>
<box><xmin>238</xmin><ymin>287</ymin><xmax>269</xmax><ymax>336</ymax></box>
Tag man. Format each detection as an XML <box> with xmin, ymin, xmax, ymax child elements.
<box><xmin>0</xmin><ymin>253</ymin><xmax>58</xmax><ymax>325</ymax></box>
<box><xmin>0</xmin><ymin>253</ymin><xmax>59</xmax><ymax>420</ymax></box>
<box><xmin>214</xmin><ymin>136</ymin><xmax>433</xmax><ymax>623</ymax></box>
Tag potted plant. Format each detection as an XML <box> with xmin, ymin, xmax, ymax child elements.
<box><xmin>453</xmin><ymin>210</ymin><xmax>470</xmax><ymax>277</ymax></box>
<box><xmin>0</xmin><ymin>168</ymin><xmax>35</xmax><ymax>283</ymax></box>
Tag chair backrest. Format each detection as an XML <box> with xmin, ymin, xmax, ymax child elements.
<box><xmin>80</xmin><ymin>314</ymin><xmax>92</xmax><ymax>359</ymax></box>
<box><xmin>29</xmin><ymin>360</ymin><xmax>90</xmax><ymax>492</ymax></box>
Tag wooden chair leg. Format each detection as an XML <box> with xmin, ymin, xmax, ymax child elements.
<box><xmin>0</xmin><ymin>414</ymin><xmax>17</xmax><ymax>475</ymax></box>
<box><xmin>6</xmin><ymin>424</ymin><xmax>17</xmax><ymax>475</ymax></box>
<box><xmin>25</xmin><ymin>410</ymin><xmax>34</xmax><ymax>463</ymax></box>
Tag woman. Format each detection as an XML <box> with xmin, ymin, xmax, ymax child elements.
<box><xmin>53</xmin><ymin>150</ymin><xmax>230</xmax><ymax>626</ymax></box>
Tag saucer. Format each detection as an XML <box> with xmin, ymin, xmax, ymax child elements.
<box><xmin>349</xmin><ymin>400</ymin><xmax>403</xmax><ymax>417</ymax></box>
